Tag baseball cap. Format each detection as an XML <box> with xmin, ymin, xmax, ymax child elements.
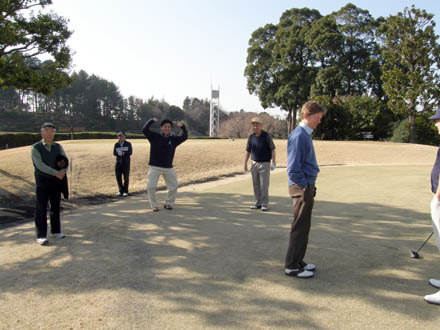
<box><xmin>251</xmin><ymin>117</ymin><xmax>262</xmax><ymax>124</ymax></box>
<box><xmin>41</xmin><ymin>122</ymin><xmax>56</xmax><ymax>129</ymax></box>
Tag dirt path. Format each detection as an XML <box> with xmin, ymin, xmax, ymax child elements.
<box><xmin>1</xmin><ymin>164</ymin><xmax>440</xmax><ymax>329</ymax></box>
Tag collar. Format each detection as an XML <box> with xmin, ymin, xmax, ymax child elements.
<box><xmin>254</xmin><ymin>130</ymin><xmax>264</xmax><ymax>137</ymax></box>
<box><xmin>299</xmin><ymin>122</ymin><xmax>313</xmax><ymax>135</ymax></box>
<box><xmin>42</xmin><ymin>139</ymin><xmax>53</xmax><ymax>147</ymax></box>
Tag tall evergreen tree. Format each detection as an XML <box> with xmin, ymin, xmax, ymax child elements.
<box><xmin>379</xmin><ymin>6</ymin><xmax>440</xmax><ymax>143</ymax></box>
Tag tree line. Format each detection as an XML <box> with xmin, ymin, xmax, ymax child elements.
<box><xmin>0</xmin><ymin>69</ymin><xmax>227</xmax><ymax>136</ymax></box>
<box><xmin>245</xmin><ymin>3</ymin><xmax>440</xmax><ymax>144</ymax></box>
<box><xmin>2</xmin><ymin>2</ymin><xmax>440</xmax><ymax>143</ymax></box>
<box><xmin>0</xmin><ymin>66</ymin><xmax>287</xmax><ymax>137</ymax></box>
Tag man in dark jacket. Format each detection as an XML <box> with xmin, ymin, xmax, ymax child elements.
<box><xmin>113</xmin><ymin>132</ymin><xmax>132</xmax><ymax>197</ymax></box>
<box><xmin>31</xmin><ymin>122</ymin><xmax>68</xmax><ymax>245</ymax></box>
<box><xmin>142</xmin><ymin>118</ymin><xmax>187</xmax><ymax>211</ymax></box>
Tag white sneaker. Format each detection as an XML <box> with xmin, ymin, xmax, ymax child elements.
<box><xmin>123</xmin><ymin>192</ymin><xmax>128</xmax><ymax>197</ymax></box>
<box><xmin>261</xmin><ymin>206</ymin><xmax>268</xmax><ymax>211</ymax></box>
<box><xmin>250</xmin><ymin>205</ymin><xmax>261</xmax><ymax>209</ymax></box>
<box><xmin>36</xmin><ymin>238</ymin><xmax>48</xmax><ymax>245</ymax></box>
<box><xmin>429</xmin><ymin>279</ymin><xmax>440</xmax><ymax>289</ymax></box>
<box><xmin>424</xmin><ymin>290</ymin><xmax>440</xmax><ymax>305</ymax></box>
<box><xmin>53</xmin><ymin>233</ymin><xmax>65</xmax><ymax>239</ymax></box>
<box><xmin>285</xmin><ymin>268</ymin><xmax>314</xmax><ymax>278</ymax></box>
<box><xmin>303</xmin><ymin>263</ymin><xmax>316</xmax><ymax>271</ymax></box>
<box><xmin>117</xmin><ymin>192</ymin><xmax>122</xmax><ymax>196</ymax></box>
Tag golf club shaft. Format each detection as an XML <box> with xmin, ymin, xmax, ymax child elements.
<box><xmin>416</xmin><ymin>232</ymin><xmax>434</xmax><ymax>253</ymax></box>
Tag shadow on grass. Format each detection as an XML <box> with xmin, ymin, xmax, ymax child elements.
<box><xmin>0</xmin><ymin>191</ymin><xmax>438</xmax><ymax>328</ymax></box>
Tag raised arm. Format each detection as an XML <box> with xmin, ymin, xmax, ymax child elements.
<box><xmin>175</xmin><ymin>122</ymin><xmax>188</xmax><ymax>145</ymax></box>
<box><xmin>142</xmin><ymin>118</ymin><xmax>158</xmax><ymax>138</ymax></box>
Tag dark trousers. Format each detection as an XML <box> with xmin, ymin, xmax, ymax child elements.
<box><xmin>34</xmin><ymin>176</ymin><xmax>62</xmax><ymax>238</ymax></box>
<box><xmin>115</xmin><ymin>162</ymin><xmax>130</xmax><ymax>193</ymax></box>
<box><xmin>285</xmin><ymin>184</ymin><xmax>315</xmax><ymax>269</ymax></box>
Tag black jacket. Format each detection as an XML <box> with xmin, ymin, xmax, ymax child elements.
<box><xmin>55</xmin><ymin>154</ymin><xmax>69</xmax><ymax>199</ymax></box>
<box><xmin>142</xmin><ymin>119</ymin><xmax>187</xmax><ymax>168</ymax></box>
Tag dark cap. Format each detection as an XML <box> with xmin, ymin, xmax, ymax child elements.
<box><xmin>118</xmin><ymin>131</ymin><xmax>126</xmax><ymax>137</ymax></box>
<box><xmin>160</xmin><ymin>119</ymin><xmax>173</xmax><ymax>127</ymax></box>
<box><xmin>41</xmin><ymin>122</ymin><xmax>56</xmax><ymax>129</ymax></box>
<box><xmin>429</xmin><ymin>109</ymin><xmax>440</xmax><ymax>120</ymax></box>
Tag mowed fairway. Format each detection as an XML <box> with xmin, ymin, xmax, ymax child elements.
<box><xmin>1</xmin><ymin>141</ymin><xmax>440</xmax><ymax>329</ymax></box>
<box><xmin>0</xmin><ymin>139</ymin><xmax>437</xmax><ymax>201</ymax></box>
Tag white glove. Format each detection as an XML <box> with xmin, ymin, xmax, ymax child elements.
<box><xmin>271</xmin><ymin>163</ymin><xmax>276</xmax><ymax>171</ymax></box>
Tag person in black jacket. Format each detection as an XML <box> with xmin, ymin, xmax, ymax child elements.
<box><xmin>113</xmin><ymin>132</ymin><xmax>132</xmax><ymax>197</ymax></box>
<box><xmin>142</xmin><ymin>118</ymin><xmax>187</xmax><ymax>211</ymax></box>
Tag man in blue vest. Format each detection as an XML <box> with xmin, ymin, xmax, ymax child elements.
<box><xmin>244</xmin><ymin>117</ymin><xmax>276</xmax><ymax>211</ymax></box>
<box><xmin>284</xmin><ymin>101</ymin><xmax>326</xmax><ymax>278</ymax></box>
<box><xmin>31</xmin><ymin>122</ymin><xmax>68</xmax><ymax>245</ymax></box>
<box><xmin>113</xmin><ymin>132</ymin><xmax>132</xmax><ymax>197</ymax></box>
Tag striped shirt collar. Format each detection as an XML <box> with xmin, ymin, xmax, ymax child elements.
<box><xmin>299</xmin><ymin>122</ymin><xmax>313</xmax><ymax>135</ymax></box>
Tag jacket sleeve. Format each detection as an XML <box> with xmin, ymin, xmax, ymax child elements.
<box><xmin>61</xmin><ymin>176</ymin><xmax>69</xmax><ymax>199</ymax></box>
<box><xmin>127</xmin><ymin>142</ymin><xmax>133</xmax><ymax>156</ymax></box>
<box><xmin>286</xmin><ymin>133</ymin><xmax>307</xmax><ymax>188</ymax></box>
<box><xmin>142</xmin><ymin>119</ymin><xmax>156</xmax><ymax>140</ymax></box>
<box><xmin>113</xmin><ymin>143</ymin><xmax>118</xmax><ymax>156</ymax></box>
<box><xmin>175</xmin><ymin>125</ymin><xmax>188</xmax><ymax>146</ymax></box>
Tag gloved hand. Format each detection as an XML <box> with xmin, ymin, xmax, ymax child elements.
<box><xmin>271</xmin><ymin>163</ymin><xmax>276</xmax><ymax>171</ymax></box>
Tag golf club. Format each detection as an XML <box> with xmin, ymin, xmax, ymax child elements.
<box><xmin>410</xmin><ymin>232</ymin><xmax>433</xmax><ymax>258</ymax></box>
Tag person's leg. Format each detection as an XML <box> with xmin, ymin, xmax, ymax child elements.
<box><xmin>425</xmin><ymin>197</ymin><xmax>440</xmax><ymax>304</ymax></box>
<box><xmin>35</xmin><ymin>185</ymin><xmax>49</xmax><ymax>238</ymax></box>
<box><xmin>147</xmin><ymin>166</ymin><xmax>161</xmax><ymax>208</ymax></box>
<box><xmin>431</xmin><ymin>197</ymin><xmax>440</xmax><ymax>252</ymax></box>
<box><xmin>285</xmin><ymin>184</ymin><xmax>315</xmax><ymax>270</ymax></box>
<box><xmin>49</xmin><ymin>190</ymin><xmax>61</xmax><ymax>235</ymax></box>
<box><xmin>122</xmin><ymin>163</ymin><xmax>130</xmax><ymax>194</ymax></box>
<box><xmin>251</xmin><ymin>161</ymin><xmax>261</xmax><ymax>207</ymax></box>
<box><xmin>115</xmin><ymin>164</ymin><xmax>123</xmax><ymax>194</ymax></box>
<box><xmin>259</xmin><ymin>162</ymin><xmax>270</xmax><ymax>208</ymax></box>
<box><xmin>163</xmin><ymin>168</ymin><xmax>179</xmax><ymax>207</ymax></box>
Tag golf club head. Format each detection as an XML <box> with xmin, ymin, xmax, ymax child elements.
<box><xmin>410</xmin><ymin>250</ymin><xmax>422</xmax><ymax>259</ymax></box>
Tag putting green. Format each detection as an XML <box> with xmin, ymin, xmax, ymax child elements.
<box><xmin>1</xmin><ymin>164</ymin><xmax>439</xmax><ymax>330</ymax></box>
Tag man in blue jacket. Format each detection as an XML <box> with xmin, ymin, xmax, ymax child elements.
<box><xmin>284</xmin><ymin>101</ymin><xmax>326</xmax><ymax>278</ymax></box>
<box><xmin>113</xmin><ymin>132</ymin><xmax>132</xmax><ymax>197</ymax></box>
<box><xmin>142</xmin><ymin>118</ymin><xmax>188</xmax><ymax>211</ymax></box>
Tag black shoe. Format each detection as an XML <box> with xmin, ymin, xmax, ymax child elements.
<box><xmin>164</xmin><ymin>204</ymin><xmax>173</xmax><ymax>210</ymax></box>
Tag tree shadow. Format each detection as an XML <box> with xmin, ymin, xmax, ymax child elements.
<box><xmin>0</xmin><ymin>191</ymin><xmax>438</xmax><ymax>328</ymax></box>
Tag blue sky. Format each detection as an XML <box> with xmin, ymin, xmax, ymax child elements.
<box><xmin>49</xmin><ymin>0</ymin><xmax>440</xmax><ymax>117</ymax></box>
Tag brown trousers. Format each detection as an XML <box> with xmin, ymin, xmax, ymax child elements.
<box><xmin>284</xmin><ymin>184</ymin><xmax>315</xmax><ymax>269</ymax></box>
